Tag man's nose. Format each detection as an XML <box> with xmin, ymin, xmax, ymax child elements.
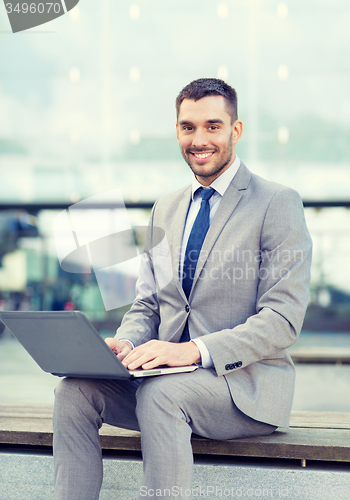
<box><xmin>192</xmin><ymin>128</ymin><xmax>208</xmax><ymax>147</ymax></box>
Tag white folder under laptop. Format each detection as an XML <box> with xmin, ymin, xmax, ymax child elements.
<box><xmin>0</xmin><ymin>311</ymin><xmax>197</xmax><ymax>380</ymax></box>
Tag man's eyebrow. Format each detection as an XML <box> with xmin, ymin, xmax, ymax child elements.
<box><xmin>178</xmin><ymin>120</ymin><xmax>194</xmax><ymax>126</ymax></box>
<box><xmin>206</xmin><ymin>119</ymin><xmax>224</xmax><ymax>124</ymax></box>
<box><xmin>178</xmin><ymin>119</ymin><xmax>224</xmax><ymax>126</ymax></box>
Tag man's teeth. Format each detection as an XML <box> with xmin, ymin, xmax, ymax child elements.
<box><xmin>193</xmin><ymin>152</ymin><xmax>213</xmax><ymax>158</ymax></box>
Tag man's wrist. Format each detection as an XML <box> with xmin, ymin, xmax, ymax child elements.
<box><xmin>189</xmin><ymin>340</ymin><xmax>201</xmax><ymax>364</ymax></box>
<box><xmin>191</xmin><ymin>338</ymin><xmax>214</xmax><ymax>368</ymax></box>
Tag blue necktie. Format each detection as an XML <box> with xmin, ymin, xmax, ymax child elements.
<box><xmin>180</xmin><ymin>187</ymin><xmax>215</xmax><ymax>342</ymax></box>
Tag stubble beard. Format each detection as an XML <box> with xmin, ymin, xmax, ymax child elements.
<box><xmin>181</xmin><ymin>137</ymin><xmax>234</xmax><ymax>180</ymax></box>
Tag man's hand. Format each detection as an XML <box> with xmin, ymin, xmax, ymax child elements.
<box><xmin>104</xmin><ymin>338</ymin><xmax>133</xmax><ymax>361</ymax></box>
<box><xmin>122</xmin><ymin>339</ymin><xmax>201</xmax><ymax>370</ymax></box>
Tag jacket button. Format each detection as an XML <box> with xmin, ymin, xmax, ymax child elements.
<box><xmin>225</xmin><ymin>364</ymin><xmax>230</xmax><ymax>370</ymax></box>
<box><xmin>185</xmin><ymin>305</ymin><xmax>190</xmax><ymax>313</ymax></box>
<box><xmin>237</xmin><ymin>361</ymin><xmax>242</xmax><ymax>367</ymax></box>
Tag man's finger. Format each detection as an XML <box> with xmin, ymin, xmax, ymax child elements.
<box><xmin>123</xmin><ymin>351</ymin><xmax>156</xmax><ymax>370</ymax></box>
<box><xmin>105</xmin><ymin>338</ymin><xmax>132</xmax><ymax>360</ymax></box>
<box><xmin>123</xmin><ymin>343</ymin><xmax>154</xmax><ymax>364</ymax></box>
<box><xmin>116</xmin><ymin>346</ymin><xmax>132</xmax><ymax>361</ymax></box>
<box><xmin>141</xmin><ymin>358</ymin><xmax>166</xmax><ymax>370</ymax></box>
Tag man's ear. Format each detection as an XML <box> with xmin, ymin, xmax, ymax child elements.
<box><xmin>231</xmin><ymin>120</ymin><xmax>243</xmax><ymax>145</ymax></box>
<box><xmin>176</xmin><ymin>122</ymin><xmax>179</xmax><ymax>141</ymax></box>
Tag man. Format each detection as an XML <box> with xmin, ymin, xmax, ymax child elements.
<box><xmin>53</xmin><ymin>78</ymin><xmax>312</xmax><ymax>499</ymax></box>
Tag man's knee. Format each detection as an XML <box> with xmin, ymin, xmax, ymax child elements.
<box><xmin>54</xmin><ymin>378</ymin><xmax>105</xmax><ymax>432</ymax></box>
<box><xmin>136</xmin><ymin>376</ymin><xmax>188</xmax><ymax>422</ymax></box>
<box><xmin>54</xmin><ymin>378</ymin><xmax>81</xmax><ymax>415</ymax></box>
<box><xmin>54</xmin><ymin>378</ymin><xmax>96</xmax><ymax>416</ymax></box>
<box><xmin>54</xmin><ymin>377</ymin><xmax>75</xmax><ymax>403</ymax></box>
<box><xmin>54</xmin><ymin>377</ymin><xmax>86</xmax><ymax>402</ymax></box>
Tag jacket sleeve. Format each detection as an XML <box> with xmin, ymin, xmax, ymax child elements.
<box><xmin>114</xmin><ymin>203</ymin><xmax>161</xmax><ymax>347</ymax></box>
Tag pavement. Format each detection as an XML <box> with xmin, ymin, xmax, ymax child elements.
<box><xmin>1</xmin><ymin>451</ymin><xmax>350</xmax><ymax>500</ymax></box>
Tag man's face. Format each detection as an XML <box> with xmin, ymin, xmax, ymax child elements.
<box><xmin>176</xmin><ymin>96</ymin><xmax>242</xmax><ymax>186</ymax></box>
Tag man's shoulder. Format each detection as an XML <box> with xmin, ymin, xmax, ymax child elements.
<box><xmin>154</xmin><ymin>184</ymin><xmax>191</xmax><ymax>209</ymax></box>
<box><xmin>247</xmin><ymin>167</ymin><xmax>301</xmax><ymax>201</ymax></box>
<box><xmin>232</xmin><ymin>162</ymin><xmax>302</xmax><ymax>205</ymax></box>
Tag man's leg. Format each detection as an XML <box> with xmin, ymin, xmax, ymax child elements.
<box><xmin>135</xmin><ymin>368</ymin><xmax>276</xmax><ymax>500</ymax></box>
<box><xmin>53</xmin><ymin>377</ymin><xmax>140</xmax><ymax>500</ymax></box>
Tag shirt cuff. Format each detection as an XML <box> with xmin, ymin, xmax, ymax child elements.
<box><xmin>191</xmin><ymin>338</ymin><xmax>214</xmax><ymax>369</ymax></box>
<box><xmin>118</xmin><ymin>339</ymin><xmax>135</xmax><ymax>349</ymax></box>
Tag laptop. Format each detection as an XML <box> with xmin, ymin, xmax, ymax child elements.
<box><xmin>0</xmin><ymin>311</ymin><xmax>198</xmax><ymax>380</ymax></box>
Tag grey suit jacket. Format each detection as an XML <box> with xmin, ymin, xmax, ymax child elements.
<box><xmin>116</xmin><ymin>163</ymin><xmax>312</xmax><ymax>428</ymax></box>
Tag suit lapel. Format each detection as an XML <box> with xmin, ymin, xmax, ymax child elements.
<box><xmin>189</xmin><ymin>163</ymin><xmax>251</xmax><ymax>299</ymax></box>
<box><xmin>169</xmin><ymin>186</ymin><xmax>192</xmax><ymax>299</ymax></box>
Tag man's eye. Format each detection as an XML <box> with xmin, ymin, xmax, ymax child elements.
<box><xmin>209</xmin><ymin>125</ymin><xmax>219</xmax><ymax>130</ymax></box>
<box><xmin>183</xmin><ymin>126</ymin><xmax>193</xmax><ymax>131</ymax></box>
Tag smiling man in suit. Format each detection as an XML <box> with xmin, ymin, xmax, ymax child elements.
<box><xmin>53</xmin><ymin>78</ymin><xmax>312</xmax><ymax>500</ymax></box>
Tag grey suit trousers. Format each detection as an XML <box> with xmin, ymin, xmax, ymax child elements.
<box><xmin>53</xmin><ymin>368</ymin><xmax>276</xmax><ymax>500</ymax></box>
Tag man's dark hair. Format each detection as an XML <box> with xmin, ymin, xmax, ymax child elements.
<box><xmin>176</xmin><ymin>78</ymin><xmax>238</xmax><ymax>123</ymax></box>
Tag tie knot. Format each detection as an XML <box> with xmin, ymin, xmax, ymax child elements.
<box><xmin>199</xmin><ymin>187</ymin><xmax>215</xmax><ymax>202</ymax></box>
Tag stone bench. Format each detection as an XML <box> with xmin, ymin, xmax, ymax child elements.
<box><xmin>290</xmin><ymin>347</ymin><xmax>350</xmax><ymax>364</ymax></box>
<box><xmin>1</xmin><ymin>403</ymin><xmax>350</xmax><ymax>467</ymax></box>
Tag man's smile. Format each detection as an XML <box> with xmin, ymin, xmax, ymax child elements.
<box><xmin>190</xmin><ymin>151</ymin><xmax>215</xmax><ymax>162</ymax></box>
<box><xmin>192</xmin><ymin>152</ymin><xmax>213</xmax><ymax>159</ymax></box>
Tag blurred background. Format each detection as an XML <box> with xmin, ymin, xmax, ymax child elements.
<box><xmin>0</xmin><ymin>0</ymin><xmax>349</xmax><ymax>408</ymax></box>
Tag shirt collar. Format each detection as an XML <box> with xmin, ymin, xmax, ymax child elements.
<box><xmin>191</xmin><ymin>155</ymin><xmax>241</xmax><ymax>200</ymax></box>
